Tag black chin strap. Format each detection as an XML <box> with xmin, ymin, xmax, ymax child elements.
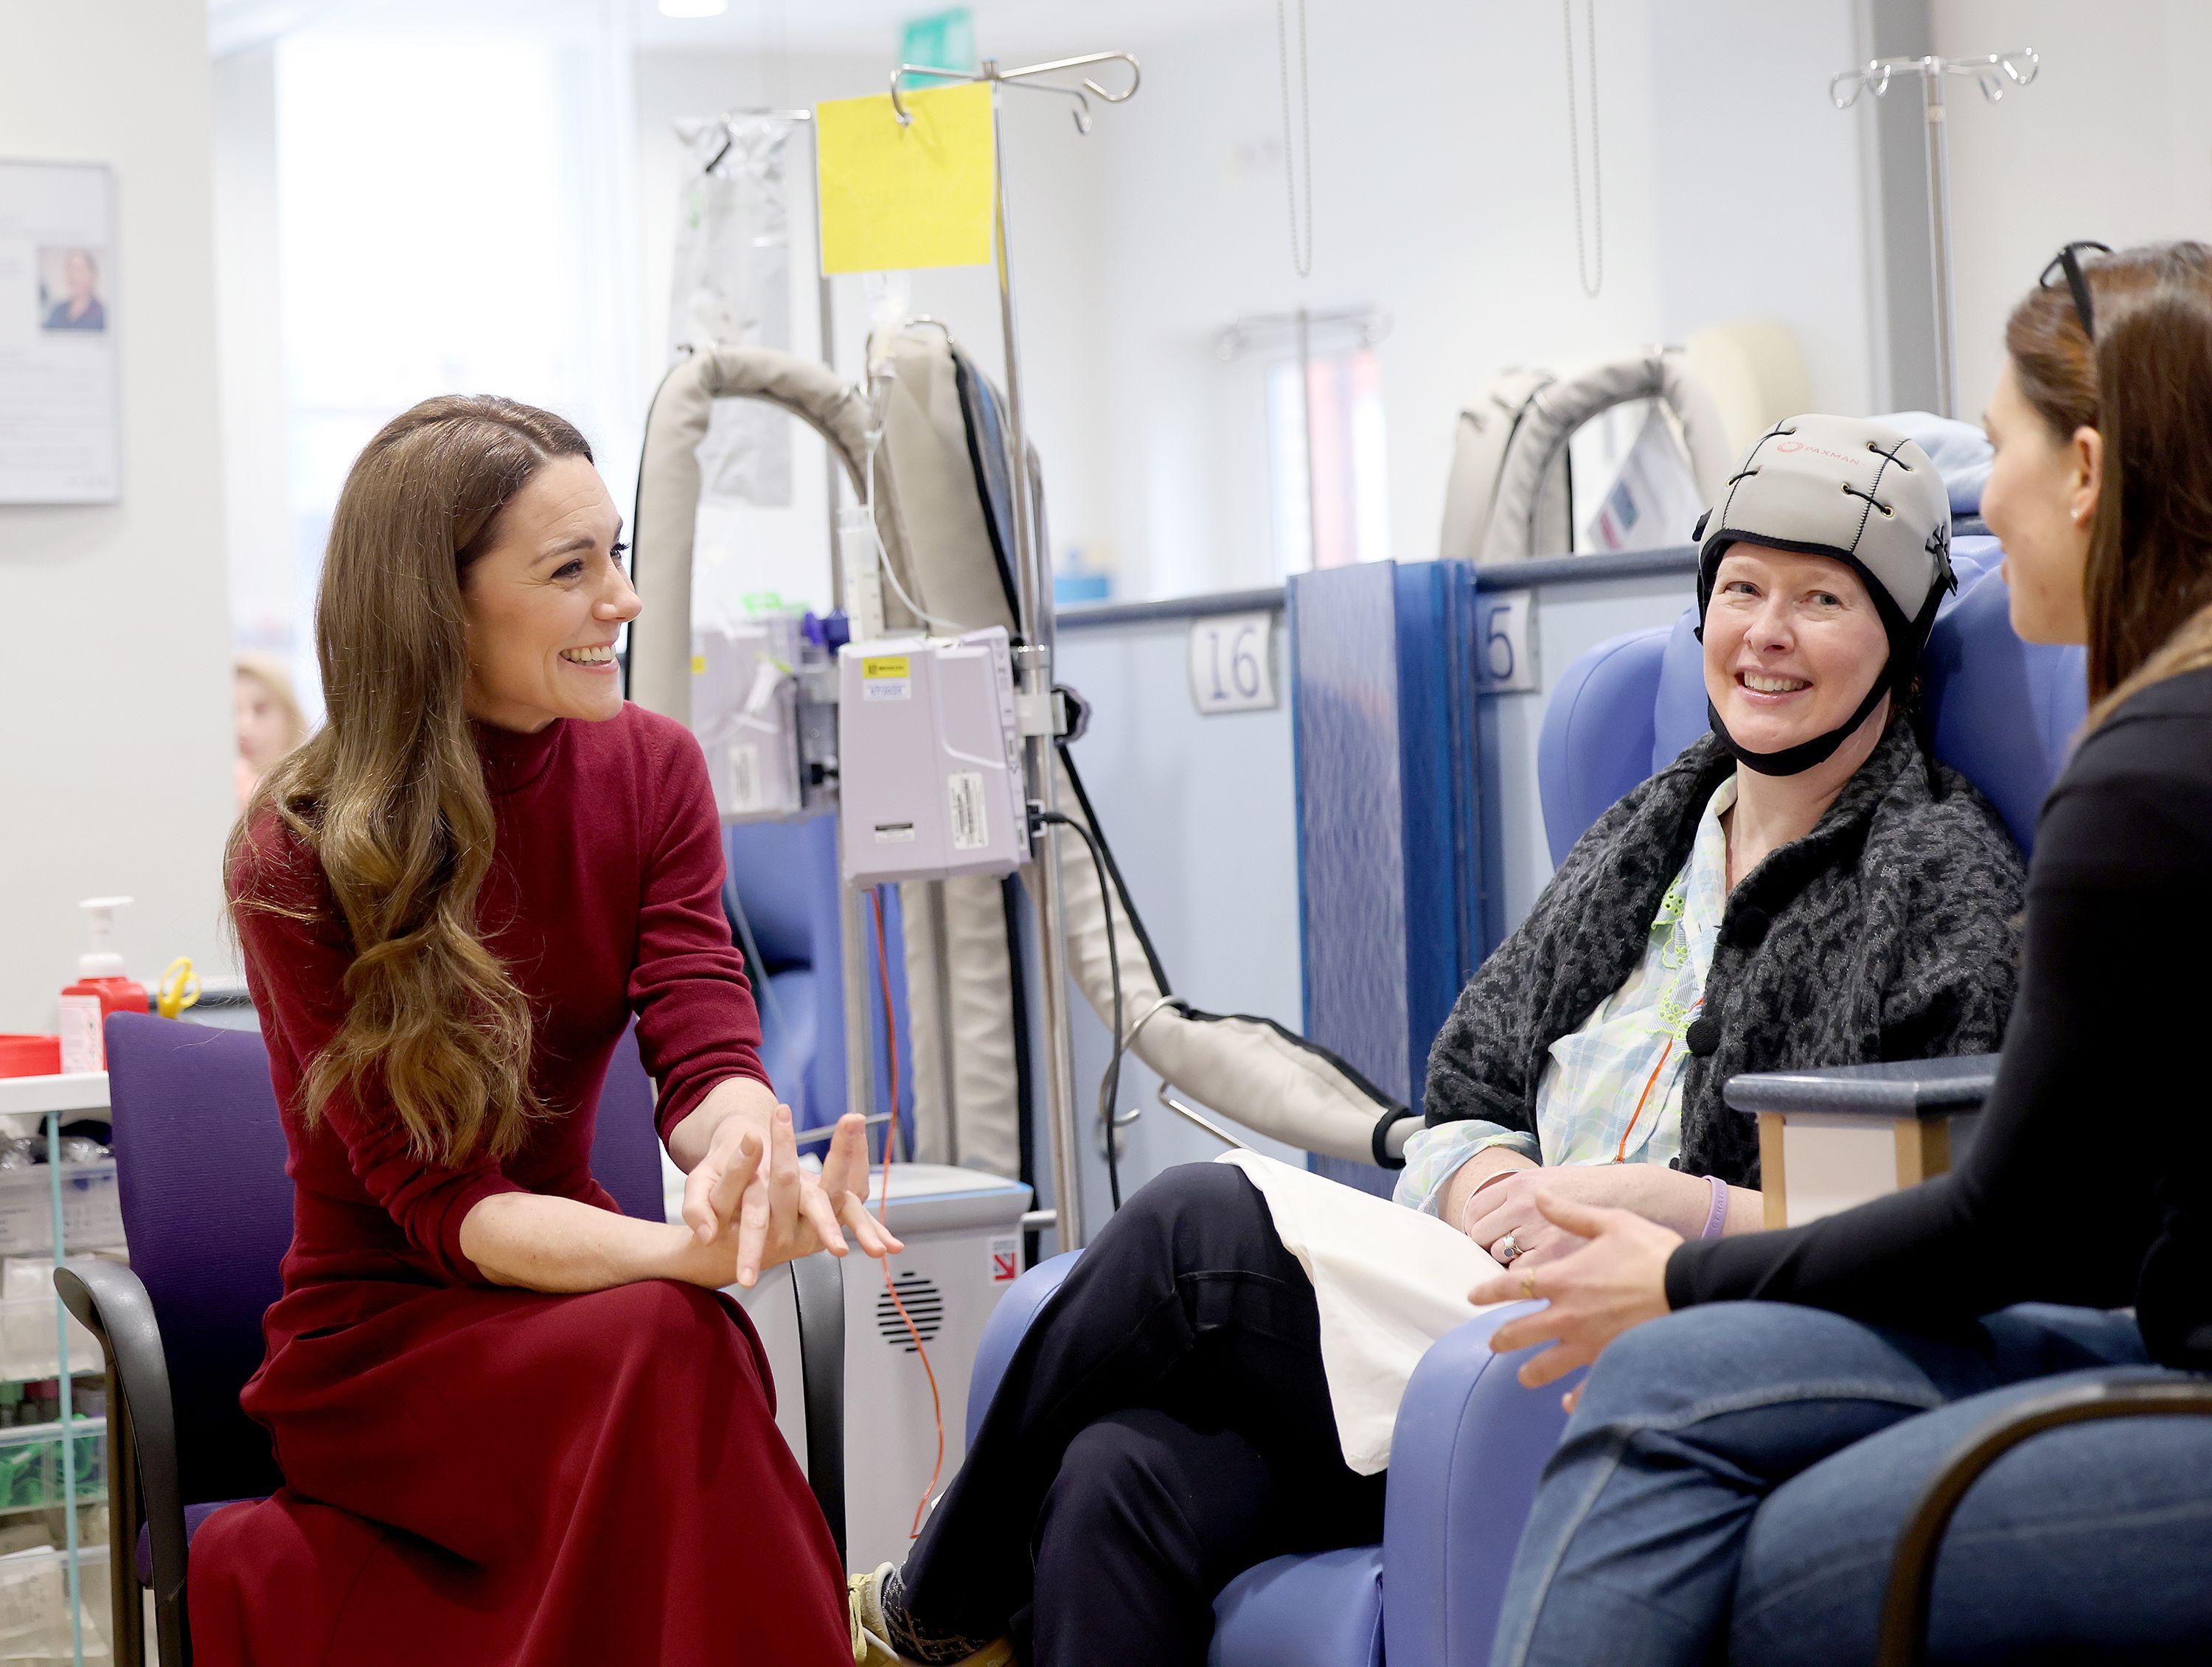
<box><xmin>1704</xmin><ymin>583</ymin><xmax>1947</xmax><ymax>776</ymax></box>
<box><xmin>1706</xmin><ymin>667</ymin><xmax>1895</xmax><ymax>776</ymax></box>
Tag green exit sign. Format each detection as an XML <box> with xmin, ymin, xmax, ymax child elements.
<box><xmin>899</xmin><ymin>7</ymin><xmax>975</xmax><ymax>83</ymax></box>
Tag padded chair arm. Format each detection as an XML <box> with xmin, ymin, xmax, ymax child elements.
<box><xmin>790</xmin><ymin>1250</ymin><xmax>847</xmax><ymax>1566</ymax></box>
<box><xmin>965</xmin><ymin>1251</ymin><xmax>1082</xmax><ymax>1446</ymax></box>
<box><xmin>1380</xmin><ymin>1302</ymin><xmax>1579</xmax><ymax>1667</ymax></box>
<box><xmin>1876</xmin><ymin>1371</ymin><xmax>2212</xmax><ymax>1667</ymax></box>
<box><xmin>57</xmin><ymin>1259</ymin><xmax>187</xmax><ymax>1663</ymax></box>
<box><xmin>1722</xmin><ymin>1054</ymin><xmax>2000</xmax><ymax>1125</ymax></box>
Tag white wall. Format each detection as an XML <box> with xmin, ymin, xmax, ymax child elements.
<box><xmin>1652</xmin><ymin>0</ymin><xmax>1876</xmax><ymax>419</ymax></box>
<box><xmin>0</xmin><ymin>3</ymin><xmax>239</xmax><ymax>1031</ymax></box>
<box><xmin>1083</xmin><ymin>0</ymin><xmax>1876</xmax><ymax>600</ymax></box>
<box><xmin>1937</xmin><ymin>0</ymin><xmax>2212</xmax><ymax>418</ymax></box>
<box><xmin>211</xmin><ymin>46</ymin><xmax>294</xmax><ymax>665</ymax></box>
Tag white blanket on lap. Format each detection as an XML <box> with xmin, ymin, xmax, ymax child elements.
<box><xmin>1216</xmin><ymin>1150</ymin><xmax>1508</xmax><ymax>1475</ymax></box>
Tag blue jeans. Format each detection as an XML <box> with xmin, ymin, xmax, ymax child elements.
<box><xmin>1490</xmin><ymin>1301</ymin><xmax>2212</xmax><ymax>1666</ymax></box>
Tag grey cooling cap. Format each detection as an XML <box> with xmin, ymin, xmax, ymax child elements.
<box><xmin>1694</xmin><ymin>414</ymin><xmax>1954</xmax><ymax>629</ymax></box>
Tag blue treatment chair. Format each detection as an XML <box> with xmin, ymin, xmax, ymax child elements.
<box><xmin>966</xmin><ymin>1260</ymin><xmax>1565</xmax><ymax>1667</ymax></box>
<box><xmin>967</xmin><ymin>539</ymin><xmax>2089</xmax><ymax>1667</ymax></box>
<box><xmin>1540</xmin><ymin>537</ymin><xmax>2087</xmax><ymax>862</ymax></box>
<box><xmin>1874</xmin><ymin>1373</ymin><xmax>2212</xmax><ymax>1667</ymax></box>
<box><xmin>728</xmin><ymin>815</ymin><xmax>914</xmax><ymax>1144</ymax></box>
<box><xmin>60</xmin><ymin>1012</ymin><xmax>846</xmax><ymax>1666</ymax></box>
<box><xmin>727</xmin><ymin>817</ymin><xmax>839</xmax><ymax>1130</ymax></box>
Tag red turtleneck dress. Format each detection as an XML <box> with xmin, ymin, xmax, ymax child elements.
<box><xmin>188</xmin><ymin>706</ymin><xmax>849</xmax><ymax>1667</ymax></box>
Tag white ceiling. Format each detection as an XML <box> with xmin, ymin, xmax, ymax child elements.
<box><xmin>629</xmin><ymin>0</ymin><xmax>1273</xmax><ymax>56</ymax></box>
<box><xmin>209</xmin><ymin>0</ymin><xmax>1274</xmax><ymax>60</ymax></box>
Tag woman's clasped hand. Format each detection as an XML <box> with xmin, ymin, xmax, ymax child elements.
<box><xmin>1460</xmin><ymin>1161</ymin><xmax>1724</xmax><ymax>1270</ymax></box>
<box><xmin>679</xmin><ymin>1106</ymin><xmax>902</xmax><ymax>1288</ymax></box>
<box><xmin>1468</xmin><ymin>1190</ymin><xmax>1680</xmax><ymax>1410</ymax></box>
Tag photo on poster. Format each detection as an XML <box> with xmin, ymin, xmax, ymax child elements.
<box><xmin>37</xmin><ymin>246</ymin><xmax>108</xmax><ymax>333</ymax></box>
<box><xmin>0</xmin><ymin>160</ymin><xmax>121</xmax><ymax>504</ymax></box>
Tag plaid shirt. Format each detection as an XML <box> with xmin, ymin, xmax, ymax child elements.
<box><xmin>1395</xmin><ymin>778</ymin><xmax>1736</xmax><ymax>1216</ymax></box>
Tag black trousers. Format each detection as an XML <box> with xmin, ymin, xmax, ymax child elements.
<box><xmin>900</xmin><ymin>1163</ymin><xmax>1385</xmax><ymax>1667</ymax></box>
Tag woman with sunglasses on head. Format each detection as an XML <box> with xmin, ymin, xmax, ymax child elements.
<box><xmin>1480</xmin><ymin>240</ymin><xmax>2212</xmax><ymax>1667</ymax></box>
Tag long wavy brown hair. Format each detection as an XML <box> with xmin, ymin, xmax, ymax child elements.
<box><xmin>2006</xmin><ymin>240</ymin><xmax>2212</xmax><ymax>724</ymax></box>
<box><xmin>229</xmin><ymin>395</ymin><xmax>594</xmax><ymax>1164</ymax></box>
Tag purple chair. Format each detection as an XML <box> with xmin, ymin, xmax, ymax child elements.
<box><xmin>60</xmin><ymin>1011</ymin><xmax>846</xmax><ymax>1666</ymax></box>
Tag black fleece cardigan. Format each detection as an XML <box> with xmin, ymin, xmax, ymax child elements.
<box><xmin>1422</xmin><ymin>720</ymin><xmax>2026</xmax><ymax>1189</ymax></box>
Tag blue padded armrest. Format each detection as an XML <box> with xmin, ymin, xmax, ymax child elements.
<box><xmin>1211</xmin><ymin>1545</ymin><xmax>1383</xmax><ymax>1667</ymax></box>
<box><xmin>967</xmin><ymin>1250</ymin><xmax>1082</xmax><ymax>1446</ymax></box>
<box><xmin>1381</xmin><ymin>1301</ymin><xmax>1581</xmax><ymax>1667</ymax></box>
<box><xmin>1538</xmin><ymin>628</ymin><xmax>1670</xmax><ymax>867</ymax></box>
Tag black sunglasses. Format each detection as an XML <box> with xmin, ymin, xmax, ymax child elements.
<box><xmin>2040</xmin><ymin>240</ymin><xmax>2112</xmax><ymax>341</ymax></box>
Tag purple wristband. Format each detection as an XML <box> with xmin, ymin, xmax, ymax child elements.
<box><xmin>1700</xmin><ymin>1174</ymin><xmax>1730</xmax><ymax>1239</ymax></box>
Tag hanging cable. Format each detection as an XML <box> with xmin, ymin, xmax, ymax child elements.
<box><xmin>1040</xmin><ymin>809</ymin><xmax>1127</xmax><ymax>1211</ymax></box>
<box><xmin>1562</xmin><ymin>0</ymin><xmax>1602</xmax><ymax>299</ymax></box>
<box><xmin>866</xmin><ymin>436</ymin><xmax>964</xmax><ymax>632</ymax></box>
<box><xmin>869</xmin><ymin>888</ymin><xmax>946</xmax><ymax>1537</ymax></box>
<box><xmin>1276</xmin><ymin>0</ymin><xmax>1314</xmax><ymax>279</ymax></box>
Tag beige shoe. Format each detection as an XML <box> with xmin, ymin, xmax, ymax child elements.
<box><xmin>849</xmin><ymin>1565</ymin><xmax>1015</xmax><ymax>1667</ymax></box>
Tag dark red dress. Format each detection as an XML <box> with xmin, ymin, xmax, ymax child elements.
<box><xmin>189</xmin><ymin>706</ymin><xmax>849</xmax><ymax>1666</ymax></box>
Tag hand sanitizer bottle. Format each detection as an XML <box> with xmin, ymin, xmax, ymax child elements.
<box><xmin>58</xmin><ymin>897</ymin><xmax>150</xmax><ymax>1073</ymax></box>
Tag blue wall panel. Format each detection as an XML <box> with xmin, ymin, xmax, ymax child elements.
<box><xmin>1290</xmin><ymin>560</ymin><xmax>1480</xmax><ymax>1194</ymax></box>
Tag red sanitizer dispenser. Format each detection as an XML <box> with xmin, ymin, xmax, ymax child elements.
<box><xmin>58</xmin><ymin>897</ymin><xmax>150</xmax><ymax>1073</ymax></box>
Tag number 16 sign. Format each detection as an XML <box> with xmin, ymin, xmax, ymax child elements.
<box><xmin>1186</xmin><ymin>610</ymin><xmax>1279</xmax><ymax>714</ymax></box>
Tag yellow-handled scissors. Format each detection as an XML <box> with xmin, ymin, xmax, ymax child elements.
<box><xmin>154</xmin><ymin>956</ymin><xmax>201</xmax><ymax>1021</ymax></box>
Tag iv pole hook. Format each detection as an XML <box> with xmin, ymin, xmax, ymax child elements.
<box><xmin>888</xmin><ymin>52</ymin><xmax>1141</xmax><ymax>133</ymax></box>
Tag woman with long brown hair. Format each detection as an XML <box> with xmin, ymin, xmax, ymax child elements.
<box><xmin>1470</xmin><ymin>240</ymin><xmax>2212</xmax><ymax>1664</ymax></box>
<box><xmin>190</xmin><ymin>395</ymin><xmax>897</xmax><ymax>1665</ymax></box>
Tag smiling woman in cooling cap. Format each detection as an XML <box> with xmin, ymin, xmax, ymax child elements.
<box><xmin>846</xmin><ymin>413</ymin><xmax>2028</xmax><ymax>1667</ymax></box>
<box><xmin>1695</xmin><ymin>413</ymin><xmax>1959</xmax><ymax>778</ymax></box>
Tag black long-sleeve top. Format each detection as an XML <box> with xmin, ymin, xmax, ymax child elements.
<box><xmin>1667</xmin><ymin>666</ymin><xmax>2212</xmax><ymax>1370</ymax></box>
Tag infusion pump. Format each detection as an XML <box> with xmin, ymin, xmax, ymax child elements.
<box><xmin>688</xmin><ymin>616</ymin><xmax>1031</xmax><ymax>888</ymax></box>
<box><xmin>836</xmin><ymin>629</ymin><xmax>1030</xmax><ymax>887</ymax></box>
<box><xmin>690</xmin><ymin>613</ymin><xmax>826</xmax><ymax>822</ymax></box>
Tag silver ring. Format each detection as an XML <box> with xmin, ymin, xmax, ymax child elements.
<box><xmin>1495</xmin><ymin>1233</ymin><xmax>1523</xmax><ymax>1264</ymax></box>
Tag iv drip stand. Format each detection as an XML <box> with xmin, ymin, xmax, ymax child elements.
<box><xmin>884</xmin><ymin>52</ymin><xmax>1141</xmax><ymax>1250</ymax></box>
<box><xmin>1831</xmin><ymin>49</ymin><xmax>2039</xmax><ymax>419</ymax></box>
<box><xmin>692</xmin><ymin>104</ymin><xmax>881</xmax><ymax>1150</ymax></box>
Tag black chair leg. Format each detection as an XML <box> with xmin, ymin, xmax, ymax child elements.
<box><xmin>790</xmin><ymin>1251</ymin><xmax>848</xmax><ymax>1567</ymax></box>
<box><xmin>105</xmin><ymin>1365</ymin><xmax>147</xmax><ymax>1666</ymax></box>
<box><xmin>55</xmin><ymin>1264</ymin><xmax>189</xmax><ymax>1666</ymax></box>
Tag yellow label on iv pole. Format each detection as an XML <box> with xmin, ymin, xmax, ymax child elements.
<box><xmin>815</xmin><ymin>83</ymin><xmax>996</xmax><ymax>274</ymax></box>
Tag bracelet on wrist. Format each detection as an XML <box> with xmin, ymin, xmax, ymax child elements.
<box><xmin>1456</xmin><ymin>1163</ymin><xmax>1524</xmax><ymax>1238</ymax></box>
<box><xmin>1699</xmin><ymin>1173</ymin><xmax>1730</xmax><ymax>1239</ymax></box>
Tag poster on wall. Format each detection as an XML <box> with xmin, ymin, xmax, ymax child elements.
<box><xmin>0</xmin><ymin>161</ymin><xmax>120</xmax><ymax>504</ymax></box>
